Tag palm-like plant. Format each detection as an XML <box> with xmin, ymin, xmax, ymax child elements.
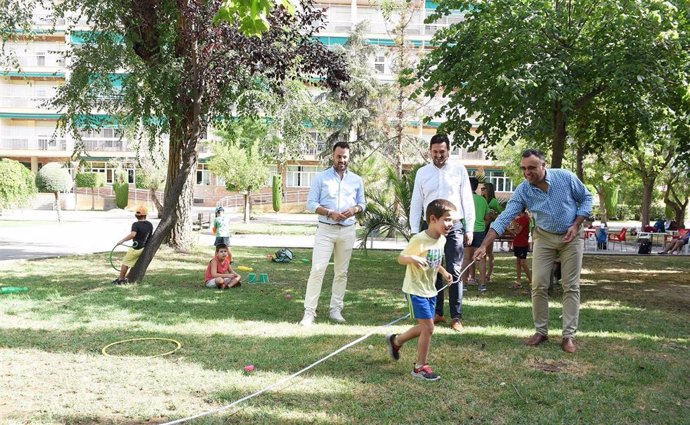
<box><xmin>359</xmin><ymin>164</ymin><xmax>420</xmax><ymax>249</ymax></box>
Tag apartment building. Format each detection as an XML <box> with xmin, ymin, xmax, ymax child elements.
<box><xmin>0</xmin><ymin>1</ymin><xmax>514</xmax><ymax>211</ymax></box>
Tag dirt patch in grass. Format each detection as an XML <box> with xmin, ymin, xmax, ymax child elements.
<box><xmin>525</xmin><ymin>356</ymin><xmax>593</xmax><ymax>377</ymax></box>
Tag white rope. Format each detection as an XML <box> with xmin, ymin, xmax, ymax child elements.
<box><xmin>162</xmin><ymin>261</ymin><xmax>475</xmax><ymax>424</ymax></box>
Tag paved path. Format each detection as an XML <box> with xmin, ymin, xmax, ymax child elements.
<box><xmin>0</xmin><ymin>209</ymin><xmax>407</xmax><ymax>268</ymax></box>
<box><xmin>0</xmin><ymin>209</ymin><xmax>662</xmax><ymax>268</ymax></box>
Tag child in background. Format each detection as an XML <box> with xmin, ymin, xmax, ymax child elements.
<box><xmin>205</xmin><ymin>243</ymin><xmax>241</xmax><ymax>289</ymax></box>
<box><xmin>112</xmin><ymin>206</ymin><xmax>154</xmax><ymax>285</ymax></box>
<box><xmin>510</xmin><ymin>208</ymin><xmax>532</xmax><ymax>289</ymax></box>
<box><xmin>596</xmin><ymin>223</ymin><xmax>608</xmax><ymax>250</ymax></box>
<box><xmin>386</xmin><ymin>199</ymin><xmax>454</xmax><ymax>382</ymax></box>
<box><xmin>213</xmin><ymin>206</ymin><xmax>231</xmax><ymax>246</ymax></box>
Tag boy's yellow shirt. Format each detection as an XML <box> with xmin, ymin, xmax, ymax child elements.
<box><xmin>401</xmin><ymin>231</ymin><xmax>446</xmax><ymax>298</ymax></box>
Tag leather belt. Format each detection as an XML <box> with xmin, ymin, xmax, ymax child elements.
<box><xmin>319</xmin><ymin>221</ymin><xmax>354</xmax><ymax>227</ymax></box>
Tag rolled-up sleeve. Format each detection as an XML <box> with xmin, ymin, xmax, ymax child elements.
<box><xmin>491</xmin><ymin>190</ymin><xmax>524</xmax><ymax>236</ymax></box>
<box><xmin>306</xmin><ymin>173</ymin><xmax>323</xmax><ymax>213</ymax></box>
<box><xmin>356</xmin><ymin>176</ymin><xmax>366</xmax><ymax>213</ymax></box>
<box><xmin>573</xmin><ymin>178</ymin><xmax>593</xmax><ymax>218</ymax></box>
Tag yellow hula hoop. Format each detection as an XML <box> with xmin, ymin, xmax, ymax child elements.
<box><xmin>101</xmin><ymin>337</ymin><xmax>182</xmax><ymax>358</ymax></box>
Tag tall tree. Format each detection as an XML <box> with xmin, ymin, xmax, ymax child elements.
<box><xmin>2</xmin><ymin>0</ymin><xmax>348</xmax><ymax>281</ymax></box>
<box><xmin>324</xmin><ymin>22</ymin><xmax>390</xmax><ymax>160</ymax></box>
<box><xmin>418</xmin><ymin>0</ymin><xmax>687</xmax><ymax>168</ymax></box>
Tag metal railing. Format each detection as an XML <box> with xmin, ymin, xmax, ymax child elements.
<box><xmin>0</xmin><ymin>95</ymin><xmax>55</xmax><ymax>109</ymax></box>
<box><xmin>0</xmin><ymin>137</ymin><xmax>67</xmax><ymax>151</ymax></box>
<box><xmin>216</xmin><ymin>189</ymin><xmax>311</xmax><ymax>210</ymax></box>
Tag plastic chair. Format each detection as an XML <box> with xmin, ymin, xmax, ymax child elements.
<box><xmin>608</xmin><ymin>228</ymin><xmax>627</xmax><ymax>251</ymax></box>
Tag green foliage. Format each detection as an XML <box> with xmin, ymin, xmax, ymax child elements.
<box><xmin>209</xmin><ymin>139</ymin><xmax>269</xmax><ymax>194</ymax></box>
<box><xmin>215</xmin><ymin>0</ymin><xmax>295</xmax><ymax>36</ymax></box>
<box><xmin>419</xmin><ymin>0</ymin><xmax>689</xmax><ymax>167</ymax></box>
<box><xmin>359</xmin><ymin>164</ymin><xmax>420</xmax><ymax>248</ymax></box>
<box><xmin>272</xmin><ymin>174</ymin><xmax>282</xmax><ymax>212</ymax></box>
<box><xmin>0</xmin><ymin>159</ymin><xmax>36</xmax><ymax>210</ymax></box>
<box><xmin>604</xmin><ymin>184</ymin><xmax>619</xmax><ymax>220</ymax></box>
<box><xmin>113</xmin><ymin>182</ymin><xmax>129</xmax><ymax>209</ymax></box>
<box><xmin>35</xmin><ymin>163</ymin><xmax>72</xmax><ymax>193</ymax></box>
<box><xmin>75</xmin><ymin>172</ymin><xmax>104</xmax><ymax>189</ymax></box>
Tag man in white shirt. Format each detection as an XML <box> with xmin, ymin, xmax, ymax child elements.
<box><xmin>409</xmin><ymin>134</ymin><xmax>475</xmax><ymax>331</ymax></box>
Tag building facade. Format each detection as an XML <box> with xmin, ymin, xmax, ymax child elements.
<box><xmin>0</xmin><ymin>1</ymin><xmax>514</xmax><ymax>211</ymax></box>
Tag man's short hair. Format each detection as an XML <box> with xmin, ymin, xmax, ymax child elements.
<box><xmin>215</xmin><ymin>244</ymin><xmax>228</xmax><ymax>253</ymax></box>
<box><xmin>426</xmin><ymin>198</ymin><xmax>457</xmax><ymax>223</ymax></box>
<box><xmin>333</xmin><ymin>141</ymin><xmax>350</xmax><ymax>151</ymax></box>
<box><xmin>522</xmin><ymin>149</ymin><xmax>545</xmax><ymax>162</ymax></box>
<box><xmin>469</xmin><ymin>177</ymin><xmax>479</xmax><ymax>191</ymax></box>
<box><xmin>430</xmin><ymin>134</ymin><xmax>451</xmax><ymax>150</ymax></box>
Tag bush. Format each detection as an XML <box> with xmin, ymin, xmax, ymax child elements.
<box><xmin>613</xmin><ymin>204</ymin><xmax>639</xmax><ymax>221</ymax></box>
<box><xmin>75</xmin><ymin>172</ymin><xmax>104</xmax><ymax>189</ymax></box>
<box><xmin>272</xmin><ymin>174</ymin><xmax>282</xmax><ymax>212</ymax></box>
<box><xmin>649</xmin><ymin>204</ymin><xmax>667</xmax><ymax>221</ymax></box>
<box><xmin>113</xmin><ymin>182</ymin><xmax>129</xmax><ymax>209</ymax></box>
<box><xmin>36</xmin><ymin>162</ymin><xmax>72</xmax><ymax>193</ymax></box>
<box><xmin>0</xmin><ymin>159</ymin><xmax>37</xmax><ymax>210</ymax></box>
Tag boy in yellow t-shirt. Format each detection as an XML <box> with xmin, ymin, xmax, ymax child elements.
<box><xmin>386</xmin><ymin>199</ymin><xmax>455</xmax><ymax>382</ymax></box>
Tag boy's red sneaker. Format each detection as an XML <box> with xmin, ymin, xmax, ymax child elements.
<box><xmin>386</xmin><ymin>334</ymin><xmax>401</xmax><ymax>361</ymax></box>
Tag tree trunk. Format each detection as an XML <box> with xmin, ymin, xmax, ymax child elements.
<box><xmin>150</xmin><ymin>188</ymin><xmax>164</xmax><ymax>218</ymax></box>
<box><xmin>575</xmin><ymin>145</ymin><xmax>585</xmax><ymax>183</ymax></box>
<box><xmin>597</xmin><ymin>184</ymin><xmax>608</xmax><ymax>223</ymax></box>
<box><xmin>243</xmin><ymin>193</ymin><xmax>250</xmax><ymax>223</ymax></box>
<box><xmin>552</xmin><ymin>101</ymin><xmax>567</xmax><ymax>168</ymax></box>
<box><xmin>168</xmin><ymin>170</ymin><xmax>195</xmax><ymax>252</ymax></box>
<box><xmin>54</xmin><ymin>192</ymin><xmax>62</xmax><ymax>222</ymax></box>
<box><xmin>640</xmin><ymin>177</ymin><xmax>655</xmax><ymax>227</ymax></box>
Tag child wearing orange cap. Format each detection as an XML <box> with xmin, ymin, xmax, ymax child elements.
<box><xmin>112</xmin><ymin>206</ymin><xmax>154</xmax><ymax>285</ymax></box>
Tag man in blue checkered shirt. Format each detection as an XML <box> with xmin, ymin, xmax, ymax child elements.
<box><xmin>474</xmin><ymin>149</ymin><xmax>592</xmax><ymax>354</ymax></box>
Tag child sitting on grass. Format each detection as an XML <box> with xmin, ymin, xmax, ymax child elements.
<box><xmin>205</xmin><ymin>244</ymin><xmax>241</xmax><ymax>289</ymax></box>
<box><xmin>386</xmin><ymin>199</ymin><xmax>454</xmax><ymax>382</ymax></box>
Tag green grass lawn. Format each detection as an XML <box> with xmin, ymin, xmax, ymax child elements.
<box><xmin>0</xmin><ymin>248</ymin><xmax>688</xmax><ymax>424</ymax></box>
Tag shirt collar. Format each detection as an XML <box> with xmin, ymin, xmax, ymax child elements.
<box><xmin>331</xmin><ymin>166</ymin><xmax>348</xmax><ymax>177</ymax></box>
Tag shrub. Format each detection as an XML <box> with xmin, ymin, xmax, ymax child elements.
<box><xmin>113</xmin><ymin>182</ymin><xmax>129</xmax><ymax>209</ymax></box>
<box><xmin>272</xmin><ymin>174</ymin><xmax>282</xmax><ymax>212</ymax></box>
<box><xmin>36</xmin><ymin>162</ymin><xmax>72</xmax><ymax>193</ymax></box>
<box><xmin>75</xmin><ymin>172</ymin><xmax>104</xmax><ymax>189</ymax></box>
<box><xmin>0</xmin><ymin>159</ymin><xmax>37</xmax><ymax>210</ymax></box>
<box><xmin>35</xmin><ymin>162</ymin><xmax>72</xmax><ymax>222</ymax></box>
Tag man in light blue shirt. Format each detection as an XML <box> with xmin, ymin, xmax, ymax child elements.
<box><xmin>300</xmin><ymin>141</ymin><xmax>366</xmax><ymax>326</ymax></box>
<box><xmin>474</xmin><ymin>149</ymin><xmax>592</xmax><ymax>353</ymax></box>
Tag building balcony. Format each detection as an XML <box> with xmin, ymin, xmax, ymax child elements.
<box><xmin>0</xmin><ymin>95</ymin><xmax>56</xmax><ymax>110</ymax></box>
<box><xmin>0</xmin><ymin>137</ymin><xmax>67</xmax><ymax>152</ymax></box>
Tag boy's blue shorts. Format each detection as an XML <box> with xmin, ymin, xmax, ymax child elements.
<box><xmin>404</xmin><ymin>293</ymin><xmax>436</xmax><ymax>320</ymax></box>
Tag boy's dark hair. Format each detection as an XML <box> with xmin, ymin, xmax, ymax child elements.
<box><xmin>426</xmin><ymin>199</ymin><xmax>456</xmax><ymax>223</ymax></box>
<box><xmin>215</xmin><ymin>244</ymin><xmax>228</xmax><ymax>253</ymax></box>
<box><xmin>469</xmin><ymin>176</ymin><xmax>479</xmax><ymax>191</ymax></box>
<box><xmin>430</xmin><ymin>133</ymin><xmax>450</xmax><ymax>150</ymax></box>
<box><xmin>333</xmin><ymin>141</ymin><xmax>350</xmax><ymax>151</ymax></box>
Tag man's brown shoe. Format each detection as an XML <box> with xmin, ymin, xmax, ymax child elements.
<box><xmin>561</xmin><ymin>337</ymin><xmax>576</xmax><ymax>353</ymax></box>
<box><xmin>451</xmin><ymin>319</ymin><xmax>463</xmax><ymax>332</ymax></box>
<box><xmin>525</xmin><ymin>333</ymin><xmax>549</xmax><ymax>346</ymax></box>
<box><xmin>433</xmin><ymin>314</ymin><xmax>445</xmax><ymax>324</ymax></box>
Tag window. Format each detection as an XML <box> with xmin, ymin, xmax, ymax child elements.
<box><xmin>286</xmin><ymin>165</ymin><xmax>320</xmax><ymax>188</ymax></box>
<box><xmin>486</xmin><ymin>170</ymin><xmax>514</xmax><ymax>193</ymax></box>
<box><xmin>374</xmin><ymin>55</ymin><xmax>386</xmax><ymax>74</ymax></box>
<box><xmin>36</xmin><ymin>52</ymin><xmax>46</xmax><ymax>66</ymax></box>
<box><xmin>196</xmin><ymin>164</ymin><xmax>211</xmax><ymax>185</ymax></box>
